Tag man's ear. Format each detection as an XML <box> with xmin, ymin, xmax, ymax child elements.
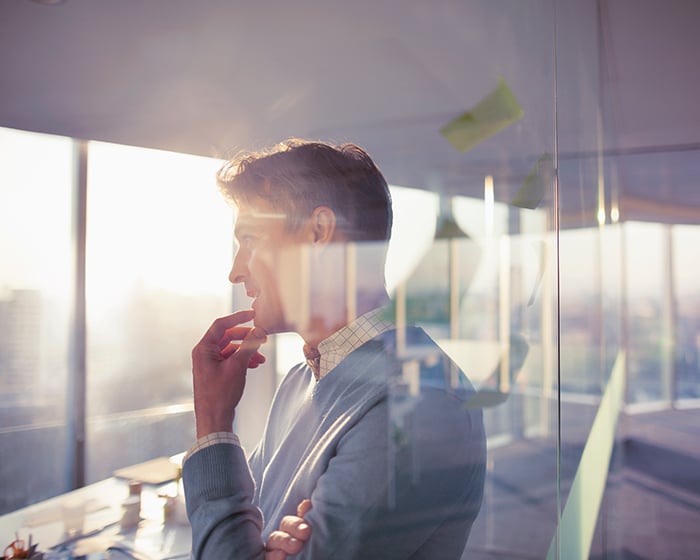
<box><xmin>311</xmin><ymin>206</ymin><xmax>337</xmax><ymax>244</ymax></box>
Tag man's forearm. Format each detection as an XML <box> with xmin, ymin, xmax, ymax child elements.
<box><xmin>183</xmin><ymin>442</ymin><xmax>266</xmax><ymax>559</ymax></box>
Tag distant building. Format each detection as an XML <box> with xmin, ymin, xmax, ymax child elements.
<box><xmin>0</xmin><ymin>289</ymin><xmax>41</xmax><ymax>398</ymax></box>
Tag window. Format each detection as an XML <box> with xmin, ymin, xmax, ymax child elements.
<box><xmin>84</xmin><ymin>142</ymin><xmax>233</xmax><ymax>482</ymax></box>
<box><xmin>0</xmin><ymin>131</ymin><xmax>235</xmax><ymax>510</ymax></box>
<box><xmin>0</xmin><ymin>127</ymin><xmax>74</xmax><ymax>513</ymax></box>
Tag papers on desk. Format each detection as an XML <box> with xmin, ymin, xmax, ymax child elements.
<box><xmin>113</xmin><ymin>457</ymin><xmax>180</xmax><ymax>486</ymax></box>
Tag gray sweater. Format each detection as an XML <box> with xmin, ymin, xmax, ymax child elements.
<box><xmin>184</xmin><ymin>327</ymin><xmax>486</xmax><ymax>559</ymax></box>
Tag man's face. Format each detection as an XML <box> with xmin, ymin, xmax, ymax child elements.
<box><xmin>229</xmin><ymin>198</ymin><xmax>312</xmax><ymax>335</ymax></box>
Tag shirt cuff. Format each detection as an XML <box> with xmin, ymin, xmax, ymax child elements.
<box><xmin>182</xmin><ymin>432</ymin><xmax>241</xmax><ymax>465</ymax></box>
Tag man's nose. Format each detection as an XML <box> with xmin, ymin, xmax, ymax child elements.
<box><xmin>228</xmin><ymin>249</ymin><xmax>248</xmax><ymax>284</ymax></box>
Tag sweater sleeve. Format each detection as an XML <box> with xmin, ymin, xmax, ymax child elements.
<box><xmin>183</xmin><ymin>442</ymin><xmax>266</xmax><ymax>560</ymax></box>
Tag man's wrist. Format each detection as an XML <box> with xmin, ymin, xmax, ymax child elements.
<box><xmin>196</xmin><ymin>424</ymin><xmax>233</xmax><ymax>439</ymax></box>
<box><xmin>195</xmin><ymin>411</ymin><xmax>235</xmax><ymax>439</ymax></box>
<box><xmin>183</xmin><ymin>432</ymin><xmax>242</xmax><ymax>465</ymax></box>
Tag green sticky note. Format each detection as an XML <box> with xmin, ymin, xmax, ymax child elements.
<box><xmin>441</xmin><ymin>78</ymin><xmax>524</xmax><ymax>152</ymax></box>
<box><xmin>512</xmin><ymin>153</ymin><xmax>552</xmax><ymax>209</ymax></box>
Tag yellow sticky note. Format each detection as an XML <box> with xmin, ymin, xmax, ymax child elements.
<box><xmin>441</xmin><ymin>78</ymin><xmax>524</xmax><ymax>152</ymax></box>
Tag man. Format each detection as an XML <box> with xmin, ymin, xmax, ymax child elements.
<box><xmin>183</xmin><ymin>139</ymin><xmax>486</xmax><ymax>559</ymax></box>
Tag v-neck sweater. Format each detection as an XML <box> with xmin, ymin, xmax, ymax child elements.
<box><xmin>183</xmin><ymin>326</ymin><xmax>486</xmax><ymax>559</ymax></box>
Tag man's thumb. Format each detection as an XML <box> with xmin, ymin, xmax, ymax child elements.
<box><xmin>236</xmin><ymin>327</ymin><xmax>268</xmax><ymax>362</ymax></box>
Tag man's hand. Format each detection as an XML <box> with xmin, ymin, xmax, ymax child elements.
<box><xmin>191</xmin><ymin>309</ymin><xmax>267</xmax><ymax>438</ymax></box>
<box><xmin>265</xmin><ymin>499</ymin><xmax>312</xmax><ymax>560</ymax></box>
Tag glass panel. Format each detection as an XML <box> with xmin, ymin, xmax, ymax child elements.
<box><xmin>673</xmin><ymin>224</ymin><xmax>700</xmax><ymax>401</ymax></box>
<box><xmin>624</xmin><ymin>221</ymin><xmax>667</xmax><ymax>405</ymax></box>
<box><xmin>84</xmin><ymin>142</ymin><xmax>232</xmax><ymax>482</ymax></box>
<box><xmin>1</xmin><ymin>2</ymin><xmax>698</xmax><ymax>558</ymax></box>
<box><xmin>556</xmin><ymin>0</ymin><xmax>626</xmax><ymax>556</ymax></box>
<box><xmin>0</xmin><ymin>127</ymin><xmax>74</xmax><ymax>513</ymax></box>
<box><xmin>371</xmin><ymin>5</ymin><xmax>559</xmax><ymax>552</ymax></box>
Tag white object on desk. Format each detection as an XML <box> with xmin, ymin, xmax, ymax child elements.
<box><xmin>61</xmin><ymin>498</ymin><xmax>86</xmax><ymax>537</ymax></box>
<box><xmin>120</xmin><ymin>497</ymin><xmax>141</xmax><ymax>532</ymax></box>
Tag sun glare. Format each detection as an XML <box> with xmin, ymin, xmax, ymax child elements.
<box><xmin>85</xmin><ymin>142</ymin><xmax>233</xmax><ymax>316</ymax></box>
<box><xmin>0</xmin><ymin>128</ymin><xmax>73</xmax><ymax>300</ymax></box>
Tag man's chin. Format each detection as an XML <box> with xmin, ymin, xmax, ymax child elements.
<box><xmin>253</xmin><ymin>316</ymin><xmax>292</xmax><ymax>336</ymax></box>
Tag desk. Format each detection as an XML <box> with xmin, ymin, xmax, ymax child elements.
<box><xmin>0</xmin><ymin>459</ymin><xmax>191</xmax><ymax>559</ymax></box>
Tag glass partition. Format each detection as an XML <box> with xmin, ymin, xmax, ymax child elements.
<box><xmin>0</xmin><ymin>1</ymin><xmax>698</xmax><ymax>558</ymax></box>
<box><xmin>0</xmin><ymin>128</ymin><xmax>74</xmax><ymax>513</ymax></box>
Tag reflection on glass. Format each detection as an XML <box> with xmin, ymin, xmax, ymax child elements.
<box><xmin>382</xmin><ymin>185</ymin><xmax>557</xmax><ymax>557</ymax></box>
<box><xmin>0</xmin><ymin>127</ymin><xmax>74</xmax><ymax>513</ymax></box>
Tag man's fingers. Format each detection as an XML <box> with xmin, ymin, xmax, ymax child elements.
<box><xmin>201</xmin><ymin>310</ymin><xmax>256</xmax><ymax>344</ymax></box>
<box><xmin>266</xmin><ymin>530</ymin><xmax>305</xmax><ymax>555</ymax></box>
<box><xmin>219</xmin><ymin>340</ymin><xmax>267</xmax><ymax>364</ymax></box>
<box><xmin>263</xmin><ymin>500</ymin><xmax>312</xmax><ymax>559</ymax></box>
<box><xmin>297</xmin><ymin>499</ymin><xmax>312</xmax><ymax>517</ymax></box>
<box><xmin>239</xmin><ymin>326</ymin><xmax>268</xmax><ymax>352</ymax></box>
<box><xmin>264</xmin><ymin>549</ymin><xmax>287</xmax><ymax>560</ymax></box>
<box><xmin>248</xmin><ymin>353</ymin><xmax>266</xmax><ymax>368</ymax></box>
<box><xmin>228</xmin><ymin>326</ymin><xmax>267</xmax><ymax>367</ymax></box>
<box><xmin>219</xmin><ymin>325</ymin><xmax>254</xmax><ymax>348</ymax></box>
<box><xmin>279</xmin><ymin>515</ymin><xmax>311</xmax><ymax>541</ymax></box>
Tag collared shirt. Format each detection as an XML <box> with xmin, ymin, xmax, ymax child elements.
<box><xmin>308</xmin><ymin>307</ymin><xmax>394</xmax><ymax>380</ymax></box>
<box><xmin>183</xmin><ymin>307</ymin><xmax>394</xmax><ymax>464</ymax></box>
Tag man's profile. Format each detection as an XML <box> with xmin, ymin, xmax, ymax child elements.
<box><xmin>182</xmin><ymin>139</ymin><xmax>486</xmax><ymax>559</ymax></box>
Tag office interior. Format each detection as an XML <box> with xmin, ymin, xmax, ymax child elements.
<box><xmin>0</xmin><ymin>0</ymin><xmax>698</xmax><ymax>558</ymax></box>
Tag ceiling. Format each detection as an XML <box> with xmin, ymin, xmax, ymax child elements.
<box><xmin>1</xmin><ymin>0</ymin><xmax>698</xmax><ymax>226</ymax></box>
